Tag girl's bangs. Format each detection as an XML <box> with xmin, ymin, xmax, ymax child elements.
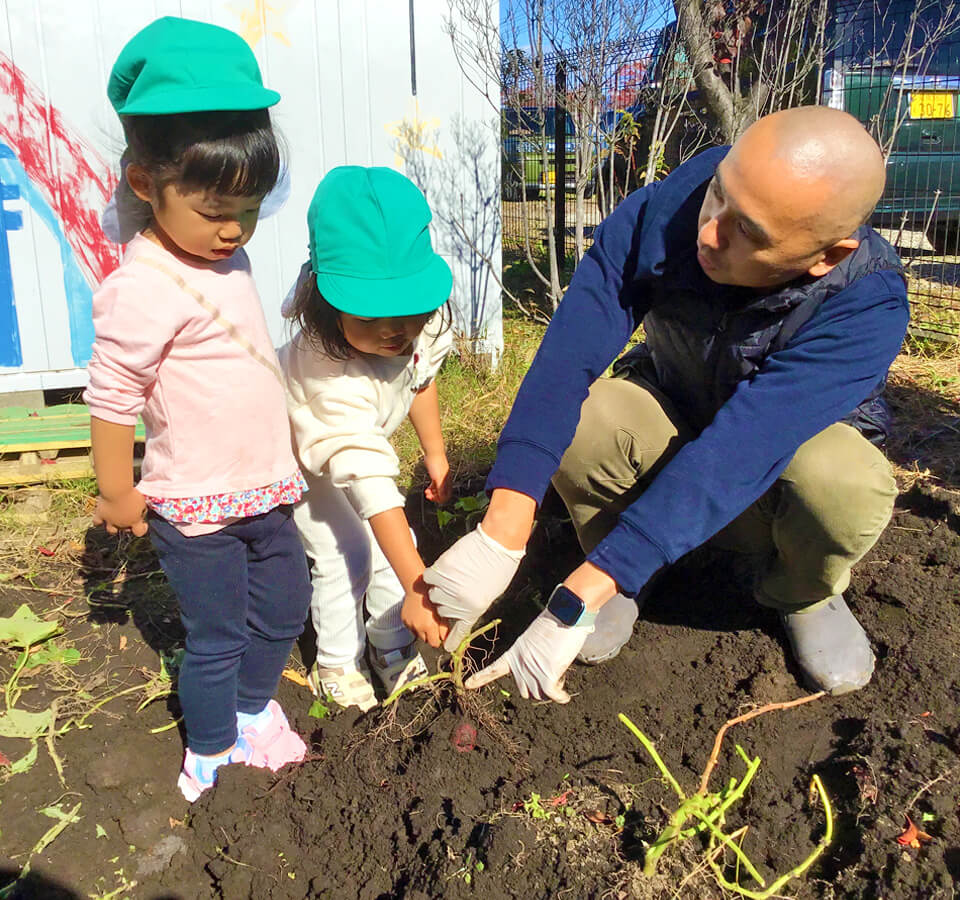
<box><xmin>178</xmin><ymin>128</ymin><xmax>280</xmax><ymax>198</ymax></box>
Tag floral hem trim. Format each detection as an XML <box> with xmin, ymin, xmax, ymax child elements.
<box><xmin>143</xmin><ymin>471</ymin><xmax>307</xmax><ymax>524</ymax></box>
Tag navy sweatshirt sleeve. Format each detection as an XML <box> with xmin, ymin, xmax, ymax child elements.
<box><xmin>485</xmin><ymin>183</ymin><xmax>655</xmax><ymax>502</ymax></box>
<box><xmin>589</xmin><ymin>269</ymin><xmax>909</xmax><ymax>593</ymax></box>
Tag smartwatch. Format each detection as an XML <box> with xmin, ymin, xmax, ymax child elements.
<box><xmin>546</xmin><ymin>584</ymin><xmax>598</xmax><ymax>628</ymax></box>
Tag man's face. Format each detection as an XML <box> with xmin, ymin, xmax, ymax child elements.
<box><xmin>696</xmin><ymin>151</ymin><xmax>830</xmax><ymax>289</ymax></box>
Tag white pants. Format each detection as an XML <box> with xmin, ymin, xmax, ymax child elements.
<box><xmin>293</xmin><ymin>473</ymin><xmax>413</xmax><ymax>668</ymax></box>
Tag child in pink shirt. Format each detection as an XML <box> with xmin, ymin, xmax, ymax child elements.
<box><xmin>83</xmin><ymin>17</ymin><xmax>310</xmax><ymax>802</ymax></box>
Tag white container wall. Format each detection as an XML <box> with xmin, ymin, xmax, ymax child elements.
<box><xmin>0</xmin><ymin>0</ymin><xmax>502</xmax><ymax>393</ymax></box>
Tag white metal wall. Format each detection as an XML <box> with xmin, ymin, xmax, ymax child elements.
<box><xmin>0</xmin><ymin>0</ymin><xmax>502</xmax><ymax>392</ymax></box>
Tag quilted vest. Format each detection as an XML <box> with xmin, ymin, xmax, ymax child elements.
<box><xmin>614</xmin><ymin>180</ymin><xmax>906</xmax><ymax>446</ymax></box>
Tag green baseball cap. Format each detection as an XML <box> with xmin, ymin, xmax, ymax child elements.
<box><xmin>308</xmin><ymin>167</ymin><xmax>453</xmax><ymax>318</ymax></box>
<box><xmin>108</xmin><ymin>17</ymin><xmax>280</xmax><ymax>115</ymax></box>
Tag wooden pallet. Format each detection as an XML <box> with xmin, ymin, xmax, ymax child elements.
<box><xmin>0</xmin><ymin>404</ymin><xmax>144</xmax><ymax>487</ymax></box>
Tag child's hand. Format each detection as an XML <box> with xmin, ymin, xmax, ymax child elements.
<box><xmin>402</xmin><ymin>579</ymin><xmax>449</xmax><ymax>648</ymax></box>
<box><xmin>93</xmin><ymin>488</ymin><xmax>149</xmax><ymax>537</ymax></box>
<box><xmin>423</xmin><ymin>452</ymin><xmax>452</xmax><ymax>505</ymax></box>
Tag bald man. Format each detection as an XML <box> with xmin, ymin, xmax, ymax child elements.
<box><xmin>424</xmin><ymin>107</ymin><xmax>908</xmax><ymax>700</ymax></box>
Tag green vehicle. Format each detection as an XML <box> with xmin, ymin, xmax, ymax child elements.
<box><xmin>833</xmin><ymin>2</ymin><xmax>960</xmax><ymax>251</ymax></box>
<box><xmin>502</xmin><ymin>107</ymin><xmax>585</xmax><ymax>201</ymax></box>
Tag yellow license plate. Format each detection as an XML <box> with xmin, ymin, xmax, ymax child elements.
<box><xmin>910</xmin><ymin>92</ymin><xmax>954</xmax><ymax>119</ymax></box>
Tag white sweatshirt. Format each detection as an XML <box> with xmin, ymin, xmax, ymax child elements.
<box><xmin>280</xmin><ymin>312</ymin><xmax>453</xmax><ymax>519</ymax></box>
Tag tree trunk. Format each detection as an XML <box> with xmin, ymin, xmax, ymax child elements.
<box><xmin>672</xmin><ymin>0</ymin><xmax>757</xmax><ymax>143</ymax></box>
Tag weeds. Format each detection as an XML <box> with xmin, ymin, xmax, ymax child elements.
<box><xmin>382</xmin><ymin>618</ymin><xmax>501</xmax><ymax>705</ymax></box>
<box><xmin>367</xmin><ymin>618</ymin><xmax>526</xmax><ymax>770</ymax></box>
<box><xmin>522</xmin><ymin>792</ymin><xmax>549</xmax><ymax>820</ymax></box>
<box><xmin>619</xmin><ymin>691</ymin><xmax>832</xmax><ymax>898</ymax></box>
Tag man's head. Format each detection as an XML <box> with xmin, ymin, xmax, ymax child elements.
<box><xmin>696</xmin><ymin>106</ymin><xmax>886</xmax><ymax>288</ymax></box>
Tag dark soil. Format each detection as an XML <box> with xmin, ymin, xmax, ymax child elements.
<box><xmin>2</xmin><ymin>480</ymin><xmax>959</xmax><ymax>900</ymax></box>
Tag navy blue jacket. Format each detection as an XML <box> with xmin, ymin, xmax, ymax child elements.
<box><xmin>487</xmin><ymin>147</ymin><xmax>910</xmax><ymax>595</ymax></box>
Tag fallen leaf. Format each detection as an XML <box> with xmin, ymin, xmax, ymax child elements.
<box><xmin>0</xmin><ymin>749</ymin><xmax>10</xmax><ymax>766</ymax></box>
<box><xmin>897</xmin><ymin>816</ymin><xmax>933</xmax><ymax>847</ymax></box>
<box><xmin>851</xmin><ymin>764</ymin><xmax>878</xmax><ymax>805</ymax></box>
<box><xmin>0</xmin><ymin>605</ymin><xmax>62</xmax><ymax>648</ymax></box>
<box><xmin>118</xmin><ymin>635</ymin><xmax>127</xmax><ymax>651</ymax></box>
<box><xmin>583</xmin><ymin>809</ymin><xmax>614</xmax><ymax>825</ymax></box>
<box><xmin>548</xmin><ymin>790</ymin><xmax>573</xmax><ymax>807</ymax></box>
<box><xmin>282</xmin><ymin>668</ymin><xmax>309</xmax><ymax>687</ymax></box>
<box><xmin>169</xmin><ymin>817</ymin><xmax>184</xmax><ymax>828</ymax></box>
<box><xmin>0</xmin><ymin>708</ymin><xmax>55</xmax><ymax>739</ymax></box>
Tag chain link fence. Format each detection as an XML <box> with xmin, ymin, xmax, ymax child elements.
<box><xmin>502</xmin><ymin>1</ymin><xmax>960</xmax><ymax>338</ymax></box>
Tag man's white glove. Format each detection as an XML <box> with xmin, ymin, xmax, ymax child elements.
<box><xmin>423</xmin><ymin>523</ymin><xmax>525</xmax><ymax>652</ymax></box>
<box><xmin>464</xmin><ymin>609</ymin><xmax>594</xmax><ymax>703</ymax></box>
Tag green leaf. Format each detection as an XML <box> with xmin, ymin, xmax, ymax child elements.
<box><xmin>22</xmin><ymin>643</ymin><xmax>81</xmax><ymax>670</ymax></box>
<box><xmin>436</xmin><ymin>509</ymin><xmax>453</xmax><ymax>529</ymax></box>
<box><xmin>96</xmin><ymin>824</ymin><xmax>108</xmax><ymax>839</ymax></box>
<box><xmin>9</xmin><ymin>742</ymin><xmax>38</xmax><ymax>775</ymax></box>
<box><xmin>0</xmin><ymin>605</ymin><xmax>61</xmax><ymax>649</ymax></box>
<box><xmin>159</xmin><ymin>647</ymin><xmax>185</xmax><ymax>681</ymax></box>
<box><xmin>921</xmin><ymin>812</ymin><xmax>936</xmax><ymax>823</ymax></box>
<box><xmin>308</xmin><ymin>699</ymin><xmax>330</xmax><ymax>719</ymax></box>
<box><xmin>456</xmin><ymin>494</ymin><xmax>484</xmax><ymax>512</ymax></box>
<box><xmin>40</xmin><ymin>803</ymin><xmax>81</xmax><ymax>823</ymax></box>
<box><xmin>0</xmin><ymin>707</ymin><xmax>54</xmax><ymax>739</ymax></box>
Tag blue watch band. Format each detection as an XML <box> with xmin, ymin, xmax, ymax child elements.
<box><xmin>546</xmin><ymin>584</ymin><xmax>598</xmax><ymax>628</ymax></box>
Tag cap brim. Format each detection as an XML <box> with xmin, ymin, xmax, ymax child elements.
<box><xmin>117</xmin><ymin>84</ymin><xmax>281</xmax><ymax>115</ymax></box>
<box><xmin>316</xmin><ymin>254</ymin><xmax>453</xmax><ymax>318</ymax></box>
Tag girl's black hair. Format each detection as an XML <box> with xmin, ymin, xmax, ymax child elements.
<box><xmin>121</xmin><ymin>108</ymin><xmax>280</xmax><ymax>199</ymax></box>
<box><xmin>289</xmin><ymin>273</ymin><xmax>452</xmax><ymax>361</ymax></box>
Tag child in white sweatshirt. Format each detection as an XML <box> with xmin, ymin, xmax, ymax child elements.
<box><xmin>280</xmin><ymin>167</ymin><xmax>454</xmax><ymax>710</ymax></box>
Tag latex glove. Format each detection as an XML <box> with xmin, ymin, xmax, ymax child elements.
<box><xmin>423</xmin><ymin>523</ymin><xmax>525</xmax><ymax>651</ymax></box>
<box><xmin>464</xmin><ymin>609</ymin><xmax>593</xmax><ymax>703</ymax></box>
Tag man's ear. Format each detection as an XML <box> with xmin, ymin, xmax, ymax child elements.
<box><xmin>807</xmin><ymin>238</ymin><xmax>859</xmax><ymax>278</ymax></box>
<box><xmin>125</xmin><ymin>164</ymin><xmax>156</xmax><ymax>205</ymax></box>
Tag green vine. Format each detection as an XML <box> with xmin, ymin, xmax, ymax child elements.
<box><xmin>619</xmin><ymin>704</ymin><xmax>832</xmax><ymax>897</ymax></box>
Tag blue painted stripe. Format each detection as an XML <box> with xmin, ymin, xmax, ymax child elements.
<box><xmin>0</xmin><ymin>143</ymin><xmax>95</xmax><ymax>369</ymax></box>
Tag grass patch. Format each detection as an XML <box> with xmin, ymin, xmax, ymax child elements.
<box><xmin>394</xmin><ymin>312</ymin><xmax>546</xmax><ymax>493</ymax></box>
<box><xmin>887</xmin><ymin>335</ymin><xmax>960</xmax><ymax>490</ymax></box>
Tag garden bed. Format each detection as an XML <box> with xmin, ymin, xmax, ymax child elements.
<box><xmin>1</xmin><ymin>474</ymin><xmax>958</xmax><ymax>899</ymax></box>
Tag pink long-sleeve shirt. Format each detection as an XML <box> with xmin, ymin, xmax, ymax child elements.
<box><xmin>84</xmin><ymin>234</ymin><xmax>299</xmax><ymax>501</ymax></box>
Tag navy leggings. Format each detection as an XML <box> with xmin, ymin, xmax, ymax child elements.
<box><xmin>149</xmin><ymin>505</ymin><xmax>311</xmax><ymax>755</ymax></box>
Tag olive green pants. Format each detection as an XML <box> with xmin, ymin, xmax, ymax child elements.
<box><xmin>551</xmin><ymin>376</ymin><xmax>898</xmax><ymax>611</ymax></box>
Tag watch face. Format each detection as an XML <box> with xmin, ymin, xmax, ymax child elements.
<box><xmin>548</xmin><ymin>585</ymin><xmax>585</xmax><ymax>626</ymax></box>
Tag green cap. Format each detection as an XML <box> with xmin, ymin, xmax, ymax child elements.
<box><xmin>308</xmin><ymin>167</ymin><xmax>453</xmax><ymax>318</ymax></box>
<box><xmin>108</xmin><ymin>17</ymin><xmax>280</xmax><ymax>115</ymax></box>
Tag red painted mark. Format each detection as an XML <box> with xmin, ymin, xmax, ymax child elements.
<box><xmin>0</xmin><ymin>52</ymin><xmax>120</xmax><ymax>286</ymax></box>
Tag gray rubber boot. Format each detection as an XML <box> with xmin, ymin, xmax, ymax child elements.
<box><xmin>577</xmin><ymin>591</ymin><xmax>641</xmax><ymax>665</ymax></box>
<box><xmin>780</xmin><ymin>595</ymin><xmax>875</xmax><ymax>695</ymax></box>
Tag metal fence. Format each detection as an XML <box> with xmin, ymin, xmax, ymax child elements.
<box><xmin>828</xmin><ymin>0</ymin><xmax>960</xmax><ymax>338</ymax></box>
<box><xmin>501</xmin><ymin>1</ymin><xmax>960</xmax><ymax>338</ymax></box>
<box><xmin>500</xmin><ymin>27</ymin><xmax>666</xmax><ymax>258</ymax></box>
